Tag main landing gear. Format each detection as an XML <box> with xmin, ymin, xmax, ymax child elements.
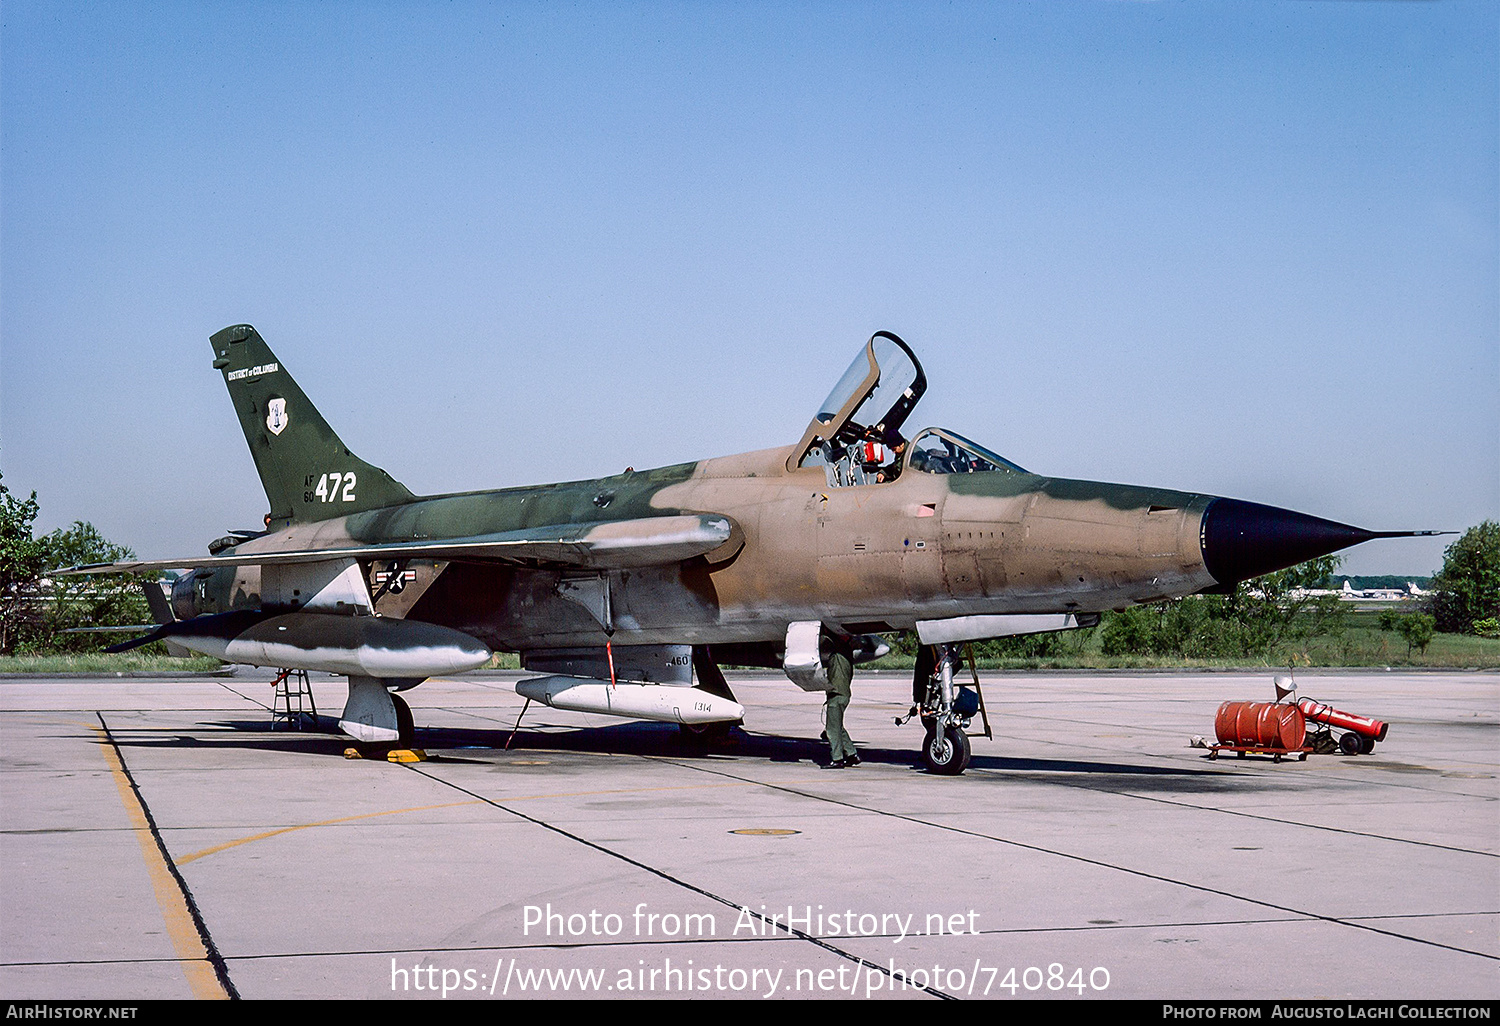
<box><xmin>677</xmin><ymin>646</ymin><xmax>742</xmax><ymax>750</ymax></box>
<box><xmin>392</xmin><ymin>693</ymin><xmax>415</xmax><ymax>747</ymax></box>
<box><xmin>340</xmin><ymin>675</ymin><xmax>419</xmax><ymax>750</ymax></box>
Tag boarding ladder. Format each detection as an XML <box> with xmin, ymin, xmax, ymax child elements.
<box><xmin>270</xmin><ymin>668</ymin><xmax>318</xmax><ymax>730</ymax></box>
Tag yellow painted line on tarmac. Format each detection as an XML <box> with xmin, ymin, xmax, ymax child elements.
<box><xmin>179</xmin><ymin>780</ymin><xmax>770</xmax><ymax>863</ymax></box>
<box><xmin>90</xmin><ymin>723</ymin><xmax>230</xmax><ymax>1001</ymax></box>
<box><xmin>178</xmin><ymin>800</ymin><xmax>482</xmax><ymax>864</ymax></box>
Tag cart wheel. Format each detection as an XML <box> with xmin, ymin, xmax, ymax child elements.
<box><xmin>1359</xmin><ymin>734</ymin><xmax>1376</xmax><ymax>755</ymax></box>
<box><xmin>1339</xmin><ymin>732</ymin><xmax>1363</xmax><ymax>756</ymax></box>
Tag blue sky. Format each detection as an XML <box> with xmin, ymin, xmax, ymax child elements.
<box><xmin>3</xmin><ymin>1</ymin><xmax>1496</xmax><ymax>576</ymax></box>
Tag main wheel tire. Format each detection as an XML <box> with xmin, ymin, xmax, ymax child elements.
<box><xmin>392</xmin><ymin>693</ymin><xmax>415</xmax><ymax>747</ymax></box>
<box><xmin>921</xmin><ymin>724</ymin><xmax>971</xmax><ymax>775</ymax></box>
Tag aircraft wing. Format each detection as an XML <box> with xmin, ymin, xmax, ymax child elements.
<box><xmin>58</xmin><ymin>513</ymin><xmax>739</xmax><ymax>575</ymax></box>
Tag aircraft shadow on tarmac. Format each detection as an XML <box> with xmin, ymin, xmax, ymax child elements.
<box><xmin>96</xmin><ymin>717</ymin><xmax>1271</xmax><ymax>792</ymax></box>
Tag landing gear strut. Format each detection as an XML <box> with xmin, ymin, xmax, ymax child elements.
<box><xmin>898</xmin><ymin>643</ymin><xmax>977</xmax><ymax>775</ymax></box>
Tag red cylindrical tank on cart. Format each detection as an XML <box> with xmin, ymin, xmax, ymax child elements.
<box><xmin>1214</xmin><ymin>701</ymin><xmax>1307</xmax><ymax>750</ymax></box>
<box><xmin>1296</xmin><ymin>699</ymin><xmax>1388</xmax><ymax>741</ymax></box>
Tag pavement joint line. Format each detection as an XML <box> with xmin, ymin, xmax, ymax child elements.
<box><xmin>399</xmin><ymin>761</ymin><xmax>958</xmax><ymax>1000</ymax></box>
<box><xmin>90</xmin><ymin>712</ymin><xmax>239</xmax><ymax>1000</ymax></box>
<box><xmin>1094</xmin><ymin>788</ymin><xmax>1500</xmax><ymax>858</ymax></box>
<box><xmin>213</xmin><ymin>680</ymin><xmax>275</xmax><ymax>712</ymax></box>
<box><xmin>917</xmin><ymin>745</ymin><xmax>1500</xmax><ymax>856</ymax></box>
<box><xmin>209</xmin><ymin>935</ymin><xmax>820</xmax><ymax>963</ymax></box>
<box><xmin>984</xmin><ymin>730</ymin><xmax>1500</xmax><ymax>793</ymax></box>
<box><xmin>653</xmin><ymin>755</ymin><xmax>1500</xmax><ymax>963</ymax></box>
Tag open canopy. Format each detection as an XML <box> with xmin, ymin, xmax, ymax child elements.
<box><xmin>789</xmin><ymin>331</ymin><xmax>926</xmax><ymax>475</ymax></box>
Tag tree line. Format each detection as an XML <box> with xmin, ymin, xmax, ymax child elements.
<box><xmin>1</xmin><ymin>474</ymin><xmax>154</xmax><ymax>654</ymax></box>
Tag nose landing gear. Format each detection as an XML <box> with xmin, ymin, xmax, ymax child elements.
<box><xmin>897</xmin><ymin>643</ymin><xmax>989</xmax><ymax>775</ymax></box>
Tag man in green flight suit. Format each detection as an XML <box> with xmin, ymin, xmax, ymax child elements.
<box><xmin>824</xmin><ymin>634</ymin><xmax>860</xmax><ymax>768</ymax></box>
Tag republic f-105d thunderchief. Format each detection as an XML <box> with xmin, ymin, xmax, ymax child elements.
<box><xmin>66</xmin><ymin>326</ymin><xmax>1437</xmax><ymax>773</ymax></box>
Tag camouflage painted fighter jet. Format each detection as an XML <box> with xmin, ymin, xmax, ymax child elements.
<box><xmin>65</xmin><ymin>326</ymin><xmax>1435</xmax><ymax>773</ymax></box>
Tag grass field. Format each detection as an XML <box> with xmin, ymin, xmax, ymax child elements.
<box><xmin>0</xmin><ymin>651</ymin><xmax>227</xmax><ymax>674</ymax></box>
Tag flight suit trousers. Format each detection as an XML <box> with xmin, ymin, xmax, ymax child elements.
<box><xmin>824</xmin><ymin>650</ymin><xmax>856</xmax><ymax>762</ymax></box>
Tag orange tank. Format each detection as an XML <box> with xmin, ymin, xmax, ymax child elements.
<box><xmin>1214</xmin><ymin>701</ymin><xmax>1307</xmax><ymax>750</ymax></box>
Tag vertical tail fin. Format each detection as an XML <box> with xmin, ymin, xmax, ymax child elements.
<box><xmin>210</xmin><ymin>325</ymin><xmax>415</xmax><ymax>527</ymax></box>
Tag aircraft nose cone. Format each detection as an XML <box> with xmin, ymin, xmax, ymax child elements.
<box><xmin>1200</xmin><ymin>497</ymin><xmax>1376</xmax><ymax>587</ymax></box>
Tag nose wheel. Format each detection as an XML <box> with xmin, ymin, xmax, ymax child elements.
<box><xmin>922</xmin><ymin>721</ymin><xmax>971</xmax><ymax>775</ymax></box>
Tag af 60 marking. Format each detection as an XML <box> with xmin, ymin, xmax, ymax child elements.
<box><xmin>304</xmin><ymin>472</ymin><xmax>357</xmax><ymax>504</ymax></box>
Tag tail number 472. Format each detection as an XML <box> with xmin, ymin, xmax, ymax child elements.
<box><xmin>305</xmin><ymin>472</ymin><xmax>356</xmax><ymax>503</ymax></box>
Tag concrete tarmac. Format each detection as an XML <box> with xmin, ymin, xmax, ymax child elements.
<box><xmin>0</xmin><ymin>668</ymin><xmax>1495</xmax><ymax>1001</ymax></box>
